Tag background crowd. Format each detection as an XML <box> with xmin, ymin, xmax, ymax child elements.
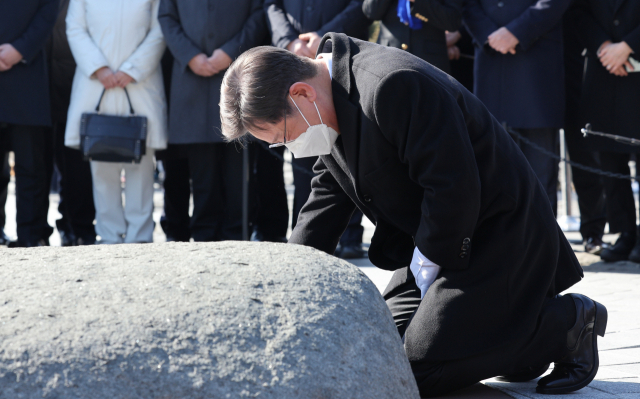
<box><xmin>0</xmin><ymin>0</ymin><xmax>638</xmax><ymax>262</ymax></box>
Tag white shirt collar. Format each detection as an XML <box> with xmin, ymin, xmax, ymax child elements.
<box><xmin>317</xmin><ymin>53</ymin><xmax>333</xmax><ymax>80</ymax></box>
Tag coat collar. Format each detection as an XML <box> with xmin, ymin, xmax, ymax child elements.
<box><xmin>318</xmin><ymin>33</ymin><xmax>360</xmax><ymax>185</ymax></box>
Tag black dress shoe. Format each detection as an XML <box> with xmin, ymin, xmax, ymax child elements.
<box><xmin>495</xmin><ymin>363</ymin><xmax>550</xmax><ymax>382</ymax></box>
<box><xmin>59</xmin><ymin>230</ymin><xmax>77</xmax><ymax>247</ymax></box>
<box><xmin>583</xmin><ymin>237</ymin><xmax>607</xmax><ymax>256</ymax></box>
<box><xmin>600</xmin><ymin>232</ymin><xmax>635</xmax><ymax>262</ymax></box>
<box><xmin>8</xmin><ymin>238</ymin><xmax>50</xmax><ymax>248</ymax></box>
<box><xmin>628</xmin><ymin>235</ymin><xmax>640</xmax><ymax>263</ymax></box>
<box><xmin>536</xmin><ymin>293</ymin><xmax>607</xmax><ymax>394</ymax></box>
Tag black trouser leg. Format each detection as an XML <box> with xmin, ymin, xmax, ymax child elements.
<box><xmin>53</xmin><ymin>121</ymin><xmax>96</xmax><ymax>241</ymax></box>
<box><xmin>160</xmin><ymin>154</ymin><xmax>191</xmax><ymax>241</ymax></box>
<box><xmin>566</xmin><ymin>149</ymin><xmax>606</xmax><ymax>240</ymax></box>
<box><xmin>0</xmin><ymin>148</ymin><xmax>9</xmax><ymax>231</ymax></box>
<box><xmin>254</xmin><ymin>145</ymin><xmax>288</xmax><ymax>239</ymax></box>
<box><xmin>187</xmin><ymin>144</ymin><xmax>222</xmax><ymax>242</ymax></box>
<box><xmin>9</xmin><ymin>124</ymin><xmax>53</xmax><ymax>244</ymax></box>
<box><xmin>385</xmin><ymin>270</ymin><xmax>571</xmax><ymax>398</ymax></box>
<box><xmin>291</xmin><ymin>155</ymin><xmax>316</xmax><ymax>230</ymax></box>
<box><xmin>599</xmin><ymin>152</ymin><xmax>636</xmax><ymax>234</ymax></box>
<box><xmin>340</xmin><ymin>210</ymin><xmax>364</xmax><ymax>246</ymax></box>
<box><xmin>514</xmin><ymin>128</ymin><xmax>560</xmax><ymax>216</ymax></box>
<box><xmin>217</xmin><ymin>143</ymin><xmax>244</xmax><ymax>241</ymax></box>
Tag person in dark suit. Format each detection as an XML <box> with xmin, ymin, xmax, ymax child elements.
<box><xmin>363</xmin><ymin>0</ymin><xmax>463</xmax><ymax>73</ymax></box>
<box><xmin>46</xmin><ymin>0</ymin><xmax>96</xmax><ymax>246</ymax></box>
<box><xmin>572</xmin><ymin>0</ymin><xmax>640</xmax><ymax>262</ymax></box>
<box><xmin>463</xmin><ymin>0</ymin><xmax>572</xmax><ymax>215</ymax></box>
<box><xmin>264</xmin><ymin>0</ymin><xmax>370</xmax><ymax>256</ymax></box>
<box><xmin>219</xmin><ymin>33</ymin><xmax>607</xmax><ymax>396</ymax></box>
<box><xmin>562</xmin><ymin>3</ymin><xmax>607</xmax><ymax>255</ymax></box>
<box><xmin>158</xmin><ymin>0</ymin><xmax>267</xmax><ymax>241</ymax></box>
<box><xmin>0</xmin><ymin>0</ymin><xmax>59</xmax><ymax>247</ymax></box>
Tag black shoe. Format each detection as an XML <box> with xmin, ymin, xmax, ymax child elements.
<box><xmin>250</xmin><ymin>230</ymin><xmax>287</xmax><ymax>243</ymax></box>
<box><xmin>583</xmin><ymin>237</ymin><xmax>607</xmax><ymax>256</ymax></box>
<box><xmin>536</xmin><ymin>294</ymin><xmax>607</xmax><ymax>394</ymax></box>
<box><xmin>75</xmin><ymin>236</ymin><xmax>96</xmax><ymax>246</ymax></box>
<box><xmin>600</xmin><ymin>232</ymin><xmax>635</xmax><ymax>262</ymax></box>
<box><xmin>495</xmin><ymin>363</ymin><xmax>550</xmax><ymax>382</ymax></box>
<box><xmin>8</xmin><ymin>238</ymin><xmax>50</xmax><ymax>248</ymax></box>
<box><xmin>628</xmin><ymin>234</ymin><xmax>640</xmax><ymax>263</ymax></box>
<box><xmin>59</xmin><ymin>230</ymin><xmax>77</xmax><ymax>247</ymax></box>
<box><xmin>337</xmin><ymin>244</ymin><xmax>366</xmax><ymax>259</ymax></box>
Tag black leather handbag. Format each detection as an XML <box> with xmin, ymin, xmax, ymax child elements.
<box><xmin>80</xmin><ymin>88</ymin><xmax>147</xmax><ymax>163</ymax></box>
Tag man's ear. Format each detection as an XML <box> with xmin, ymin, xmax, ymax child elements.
<box><xmin>289</xmin><ymin>82</ymin><xmax>317</xmax><ymax>103</ymax></box>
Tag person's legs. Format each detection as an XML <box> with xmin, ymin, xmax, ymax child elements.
<box><xmin>217</xmin><ymin>143</ymin><xmax>244</xmax><ymax>241</ymax></box>
<box><xmin>90</xmin><ymin>161</ymin><xmax>126</xmax><ymax>244</ymax></box>
<box><xmin>291</xmin><ymin>155</ymin><xmax>316</xmax><ymax>229</ymax></box>
<box><xmin>337</xmin><ymin>210</ymin><xmax>365</xmax><ymax>258</ymax></box>
<box><xmin>10</xmin><ymin>124</ymin><xmax>53</xmax><ymax>245</ymax></box>
<box><xmin>187</xmin><ymin>143</ymin><xmax>223</xmax><ymax>242</ymax></box>
<box><xmin>254</xmin><ymin>144</ymin><xmax>288</xmax><ymax>241</ymax></box>
<box><xmin>160</xmin><ymin>152</ymin><xmax>191</xmax><ymax>241</ymax></box>
<box><xmin>515</xmin><ymin>128</ymin><xmax>560</xmax><ymax>215</ymax></box>
<box><xmin>0</xmin><ymin>127</ymin><xmax>10</xmax><ymax>237</ymax></box>
<box><xmin>122</xmin><ymin>152</ymin><xmax>155</xmax><ymax>243</ymax></box>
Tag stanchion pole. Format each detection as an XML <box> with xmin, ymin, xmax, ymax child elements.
<box><xmin>242</xmin><ymin>144</ymin><xmax>249</xmax><ymax>241</ymax></box>
<box><xmin>558</xmin><ymin>129</ymin><xmax>580</xmax><ymax>231</ymax></box>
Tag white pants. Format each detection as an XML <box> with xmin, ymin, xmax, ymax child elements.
<box><xmin>90</xmin><ymin>152</ymin><xmax>155</xmax><ymax>244</ymax></box>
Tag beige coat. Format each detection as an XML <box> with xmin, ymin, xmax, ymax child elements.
<box><xmin>65</xmin><ymin>0</ymin><xmax>167</xmax><ymax>149</ymax></box>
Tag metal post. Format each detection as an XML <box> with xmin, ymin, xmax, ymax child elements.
<box><xmin>242</xmin><ymin>145</ymin><xmax>249</xmax><ymax>241</ymax></box>
<box><xmin>557</xmin><ymin>129</ymin><xmax>580</xmax><ymax>231</ymax></box>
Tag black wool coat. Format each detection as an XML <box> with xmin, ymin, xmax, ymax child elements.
<box><xmin>572</xmin><ymin>0</ymin><xmax>640</xmax><ymax>153</ymax></box>
<box><xmin>0</xmin><ymin>0</ymin><xmax>59</xmax><ymax>127</ymax></box>
<box><xmin>46</xmin><ymin>0</ymin><xmax>74</xmax><ymax>124</ymax></box>
<box><xmin>463</xmin><ymin>0</ymin><xmax>572</xmax><ymax>129</ymax></box>
<box><xmin>288</xmin><ymin>33</ymin><xmax>583</xmax><ymax>360</ymax></box>
<box><xmin>363</xmin><ymin>0</ymin><xmax>463</xmax><ymax>73</ymax></box>
<box><xmin>158</xmin><ymin>0</ymin><xmax>268</xmax><ymax>144</ymax></box>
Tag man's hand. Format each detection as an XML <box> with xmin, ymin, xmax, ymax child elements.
<box><xmin>446</xmin><ymin>31</ymin><xmax>461</xmax><ymax>48</ymax></box>
<box><xmin>286</xmin><ymin>38</ymin><xmax>315</xmax><ymax>58</ymax></box>
<box><xmin>448</xmin><ymin>45</ymin><xmax>461</xmax><ymax>60</ymax></box>
<box><xmin>299</xmin><ymin>32</ymin><xmax>322</xmax><ymax>56</ymax></box>
<box><xmin>208</xmin><ymin>49</ymin><xmax>232</xmax><ymax>75</ymax></box>
<box><xmin>94</xmin><ymin>66</ymin><xmax>118</xmax><ymax>89</ymax></box>
<box><xmin>488</xmin><ymin>27</ymin><xmax>518</xmax><ymax>55</ymax></box>
<box><xmin>599</xmin><ymin>41</ymin><xmax>634</xmax><ymax>77</ymax></box>
<box><xmin>115</xmin><ymin>71</ymin><xmax>135</xmax><ymax>88</ymax></box>
<box><xmin>188</xmin><ymin>53</ymin><xmax>217</xmax><ymax>77</ymax></box>
<box><xmin>0</xmin><ymin>44</ymin><xmax>23</xmax><ymax>71</ymax></box>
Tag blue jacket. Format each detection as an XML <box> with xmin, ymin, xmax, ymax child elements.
<box><xmin>463</xmin><ymin>0</ymin><xmax>572</xmax><ymax>129</ymax></box>
<box><xmin>0</xmin><ymin>0</ymin><xmax>59</xmax><ymax>126</ymax></box>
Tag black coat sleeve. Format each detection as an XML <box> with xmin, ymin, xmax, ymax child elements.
<box><xmin>411</xmin><ymin>0</ymin><xmax>463</xmax><ymax>33</ymax></box>
<box><xmin>220</xmin><ymin>0</ymin><xmax>267</xmax><ymax>60</ymax></box>
<box><xmin>11</xmin><ymin>0</ymin><xmax>60</xmax><ymax>64</ymax></box>
<box><xmin>570</xmin><ymin>0</ymin><xmax>610</xmax><ymax>54</ymax></box>
<box><xmin>504</xmin><ymin>0</ymin><xmax>572</xmax><ymax>51</ymax></box>
<box><xmin>316</xmin><ymin>1</ymin><xmax>370</xmax><ymax>39</ymax></box>
<box><xmin>288</xmin><ymin>157</ymin><xmax>357</xmax><ymax>255</ymax></box>
<box><xmin>373</xmin><ymin>69</ymin><xmax>481</xmax><ymax>270</ymax></box>
<box><xmin>462</xmin><ymin>0</ymin><xmax>500</xmax><ymax>47</ymax></box>
<box><xmin>158</xmin><ymin>0</ymin><xmax>203</xmax><ymax>72</ymax></box>
<box><xmin>362</xmin><ymin>0</ymin><xmax>394</xmax><ymax>21</ymax></box>
<box><xmin>264</xmin><ymin>0</ymin><xmax>299</xmax><ymax>49</ymax></box>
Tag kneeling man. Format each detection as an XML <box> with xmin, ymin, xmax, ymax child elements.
<box><xmin>219</xmin><ymin>33</ymin><xmax>606</xmax><ymax>397</ymax></box>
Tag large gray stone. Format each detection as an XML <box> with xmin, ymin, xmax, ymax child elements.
<box><xmin>0</xmin><ymin>242</ymin><xmax>419</xmax><ymax>398</ymax></box>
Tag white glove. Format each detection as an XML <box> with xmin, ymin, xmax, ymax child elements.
<box><xmin>409</xmin><ymin>247</ymin><xmax>441</xmax><ymax>299</ymax></box>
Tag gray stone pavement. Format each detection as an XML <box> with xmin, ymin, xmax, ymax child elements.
<box><xmin>3</xmin><ymin>177</ymin><xmax>640</xmax><ymax>398</ymax></box>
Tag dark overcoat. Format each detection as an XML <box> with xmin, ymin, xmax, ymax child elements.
<box><xmin>463</xmin><ymin>0</ymin><xmax>571</xmax><ymax>129</ymax></box>
<box><xmin>572</xmin><ymin>0</ymin><xmax>640</xmax><ymax>153</ymax></box>
<box><xmin>289</xmin><ymin>33</ymin><xmax>583</xmax><ymax>360</ymax></box>
<box><xmin>363</xmin><ymin>0</ymin><xmax>463</xmax><ymax>73</ymax></box>
<box><xmin>46</xmin><ymin>0</ymin><xmax>74</xmax><ymax>124</ymax></box>
<box><xmin>0</xmin><ymin>0</ymin><xmax>59</xmax><ymax>127</ymax></box>
<box><xmin>158</xmin><ymin>0</ymin><xmax>267</xmax><ymax>144</ymax></box>
<box><xmin>264</xmin><ymin>0</ymin><xmax>370</xmax><ymax>49</ymax></box>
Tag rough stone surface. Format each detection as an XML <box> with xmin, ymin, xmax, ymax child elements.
<box><xmin>0</xmin><ymin>242</ymin><xmax>419</xmax><ymax>399</ymax></box>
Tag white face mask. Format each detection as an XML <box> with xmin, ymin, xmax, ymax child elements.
<box><xmin>282</xmin><ymin>95</ymin><xmax>339</xmax><ymax>158</ymax></box>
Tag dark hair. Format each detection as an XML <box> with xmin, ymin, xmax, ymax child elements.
<box><xmin>220</xmin><ymin>46</ymin><xmax>319</xmax><ymax>141</ymax></box>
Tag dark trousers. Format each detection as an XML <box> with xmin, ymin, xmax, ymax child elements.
<box><xmin>51</xmin><ymin>121</ymin><xmax>96</xmax><ymax>241</ymax></box>
<box><xmin>512</xmin><ymin>128</ymin><xmax>559</xmax><ymax>215</ymax></box>
<box><xmin>0</xmin><ymin>150</ymin><xmax>9</xmax><ymax>231</ymax></box>
<box><xmin>385</xmin><ymin>270</ymin><xmax>571</xmax><ymax>397</ymax></box>
<box><xmin>600</xmin><ymin>152</ymin><xmax>637</xmax><ymax>234</ymax></box>
<box><xmin>0</xmin><ymin>124</ymin><xmax>53</xmax><ymax>244</ymax></box>
<box><xmin>160</xmin><ymin>154</ymin><xmax>191</xmax><ymax>241</ymax></box>
<box><xmin>566</xmin><ymin>148</ymin><xmax>606</xmax><ymax>240</ymax></box>
<box><xmin>254</xmin><ymin>145</ymin><xmax>289</xmax><ymax>239</ymax></box>
<box><xmin>165</xmin><ymin>143</ymin><xmax>245</xmax><ymax>242</ymax></box>
<box><xmin>291</xmin><ymin>156</ymin><xmax>316</xmax><ymax>230</ymax></box>
<box><xmin>341</xmin><ymin>210</ymin><xmax>363</xmax><ymax>246</ymax></box>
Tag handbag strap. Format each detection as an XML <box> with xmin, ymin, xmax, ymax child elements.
<box><xmin>95</xmin><ymin>87</ymin><xmax>135</xmax><ymax>115</ymax></box>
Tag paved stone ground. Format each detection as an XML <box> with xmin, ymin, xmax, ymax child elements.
<box><xmin>3</xmin><ymin>177</ymin><xmax>640</xmax><ymax>398</ymax></box>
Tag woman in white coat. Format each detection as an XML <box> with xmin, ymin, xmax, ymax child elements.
<box><xmin>66</xmin><ymin>0</ymin><xmax>167</xmax><ymax>244</ymax></box>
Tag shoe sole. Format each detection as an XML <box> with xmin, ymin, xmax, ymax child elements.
<box><xmin>495</xmin><ymin>363</ymin><xmax>550</xmax><ymax>382</ymax></box>
<box><xmin>536</xmin><ymin>301</ymin><xmax>607</xmax><ymax>394</ymax></box>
